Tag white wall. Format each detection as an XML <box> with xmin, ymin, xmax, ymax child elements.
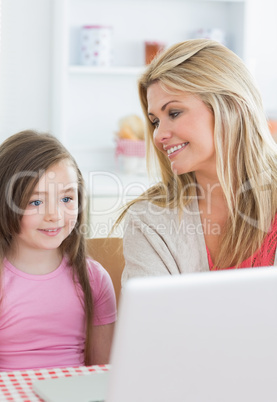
<box><xmin>0</xmin><ymin>0</ymin><xmax>277</xmax><ymax>144</ymax></box>
<box><xmin>244</xmin><ymin>0</ymin><xmax>277</xmax><ymax>118</ymax></box>
<box><xmin>0</xmin><ymin>0</ymin><xmax>52</xmax><ymax>141</ymax></box>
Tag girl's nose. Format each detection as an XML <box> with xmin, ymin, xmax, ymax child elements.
<box><xmin>44</xmin><ymin>204</ymin><xmax>62</xmax><ymax>222</ymax></box>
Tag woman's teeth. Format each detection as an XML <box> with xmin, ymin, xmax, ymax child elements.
<box><xmin>166</xmin><ymin>142</ymin><xmax>188</xmax><ymax>155</ymax></box>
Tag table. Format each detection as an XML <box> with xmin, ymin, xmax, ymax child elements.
<box><xmin>0</xmin><ymin>365</ymin><xmax>110</xmax><ymax>401</ymax></box>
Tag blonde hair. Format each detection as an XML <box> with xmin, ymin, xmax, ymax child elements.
<box><xmin>118</xmin><ymin>39</ymin><xmax>277</xmax><ymax>268</ymax></box>
<box><xmin>0</xmin><ymin>130</ymin><xmax>93</xmax><ymax>364</ymax></box>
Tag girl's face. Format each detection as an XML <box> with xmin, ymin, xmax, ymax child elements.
<box><xmin>147</xmin><ymin>81</ymin><xmax>216</xmax><ymax>176</ymax></box>
<box><xmin>15</xmin><ymin>159</ymin><xmax>79</xmax><ymax>254</ymax></box>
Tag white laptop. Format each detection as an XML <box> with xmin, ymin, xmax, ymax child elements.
<box><xmin>33</xmin><ymin>267</ymin><xmax>277</xmax><ymax>402</ymax></box>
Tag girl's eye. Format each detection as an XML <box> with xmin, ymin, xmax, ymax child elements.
<box><xmin>61</xmin><ymin>196</ymin><xmax>72</xmax><ymax>203</ymax></box>
<box><xmin>30</xmin><ymin>200</ymin><xmax>42</xmax><ymax>206</ymax></box>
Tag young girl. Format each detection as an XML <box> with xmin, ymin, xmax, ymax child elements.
<box><xmin>117</xmin><ymin>39</ymin><xmax>277</xmax><ymax>282</ymax></box>
<box><xmin>0</xmin><ymin>130</ymin><xmax>116</xmax><ymax>371</ymax></box>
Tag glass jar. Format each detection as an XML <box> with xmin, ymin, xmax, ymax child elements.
<box><xmin>80</xmin><ymin>25</ymin><xmax>113</xmax><ymax>66</ymax></box>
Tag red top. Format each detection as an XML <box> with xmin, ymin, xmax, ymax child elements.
<box><xmin>207</xmin><ymin>214</ymin><xmax>277</xmax><ymax>270</ymax></box>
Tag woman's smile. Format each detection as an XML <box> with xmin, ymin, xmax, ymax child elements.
<box><xmin>163</xmin><ymin>142</ymin><xmax>189</xmax><ymax>157</ymax></box>
<box><xmin>147</xmin><ymin>81</ymin><xmax>216</xmax><ymax>176</ymax></box>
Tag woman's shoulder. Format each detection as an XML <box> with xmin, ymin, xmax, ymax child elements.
<box><xmin>127</xmin><ymin>199</ymin><xmax>174</xmax><ymax>216</ymax></box>
<box><xmin>126</xmin><ymin>197</ymin><xmax>198</xmax><ymax>221</ymax></box>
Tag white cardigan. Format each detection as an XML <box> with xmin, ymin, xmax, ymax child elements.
<box><xmin>122</xmin><ymin>199</ymin><xmax>277</xmax><ymax>286</ymax></box>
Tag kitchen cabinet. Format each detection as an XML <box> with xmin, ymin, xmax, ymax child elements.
<box><xmin>52</xmin><ymin>0</ymin><xmax>247</xmax><ymax>174</ymax></box>
<box><xmin>85</xmin><ymin>170</ymin><xmax>152</xmax><ymax>238</ymax></box>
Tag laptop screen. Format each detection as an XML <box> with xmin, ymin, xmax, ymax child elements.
<box><xmin>107</xmin><ymin>267</ymin><xmax>277</xmax><ymax>402</ymax></box>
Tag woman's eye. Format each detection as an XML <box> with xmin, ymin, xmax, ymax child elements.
<box><xmin>151</xmin><ymin>119</ymin><xmax>159</xmax><ymax>128</ymax></box>
<box><xmin>30</xmin><ymin>200</ymin><xmax>42</xmax><ymax>206</ymax></box>
<box><xmin>170</xmin><ymin>111</ymin><xmax>180</xmax><ymax>118</ymax></box>
<box><xmin>61</xmin><ymin>196</ymin><xmax>72</xmax><ymax>203</ymax></box>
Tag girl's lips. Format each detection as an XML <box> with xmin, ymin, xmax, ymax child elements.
<box><xmin>37</xmin><ymin>228</ymin><xmax>62</xmax><ymax>237</ymax></box>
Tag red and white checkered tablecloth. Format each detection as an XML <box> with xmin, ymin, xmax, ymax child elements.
<box><xmin>0</xmin><ymin>364</ymin><xmax>110</xmax><ymax>402</ymax></box>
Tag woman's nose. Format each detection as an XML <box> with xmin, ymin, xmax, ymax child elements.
<box><xmin>153</xmin><ymin>122</ymin><xmax>172</xmax><ymax>144</ymax></box>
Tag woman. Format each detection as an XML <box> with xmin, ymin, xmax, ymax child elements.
<box><xmin>116</xmin><ymin>39</ymin><xmax>277</xmax><ymax>284</ymax></box>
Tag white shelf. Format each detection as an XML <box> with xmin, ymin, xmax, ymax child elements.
<box><xmin>68</xmin><ymin>65</ymin><xmax>144</xmax><ymax>75</ymax></box>
<box><xmin>52</xmin><ymin>0</ymin><xmax>249</xmax><ymax>173</ymax></box>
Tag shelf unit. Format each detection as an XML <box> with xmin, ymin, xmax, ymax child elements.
<box><xmin>52</xmin><ymin>0</ymin><xmax>247</xmax><ymax>173</ymax></box>
<box><xmin>51</xmin><ymin>0</ymin><xmax>277</xmax><ymax>234</ymax></box>
<box><xmin>68</xmin><ymin>66</ymin><xmax>144</xmax><ymax>76</ymax></box>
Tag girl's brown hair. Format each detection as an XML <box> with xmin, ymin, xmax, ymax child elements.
<box><xmin>0</xmin><ymin>129</ymin><xmax>93</xmax><ymax>364</ymax></box>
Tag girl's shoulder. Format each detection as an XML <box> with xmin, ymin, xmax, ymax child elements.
<box><xmin>85</xmin><ymin>257</ymin><xmax>115</xmax><ymax>301</ymax></box>
<box><xmin>86</xmin><ymin>257</ymin><xmax>108</xmax><ymax>278</ymax></box>
<box><xmin>85</xmin><ymin>257</ymin><xmax>113</xmax><ymax>287</ymax></box>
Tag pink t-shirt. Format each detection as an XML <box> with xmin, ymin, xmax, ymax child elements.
<box><xmin>0</xmin><ymin>257</ymin><xmax>117</xmax><ymax>371</ymax></box>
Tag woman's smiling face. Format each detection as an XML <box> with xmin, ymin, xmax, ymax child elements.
<box><xmin>147</xmin><ymin>81</ymin><xmax>216</xmax><ymax>176</ymax></box>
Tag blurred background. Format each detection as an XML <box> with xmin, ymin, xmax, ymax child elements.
<box><xmin>0</xmin><ymin>0</ymin><xmax>276</xmax><ymax>236</ymax></box>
